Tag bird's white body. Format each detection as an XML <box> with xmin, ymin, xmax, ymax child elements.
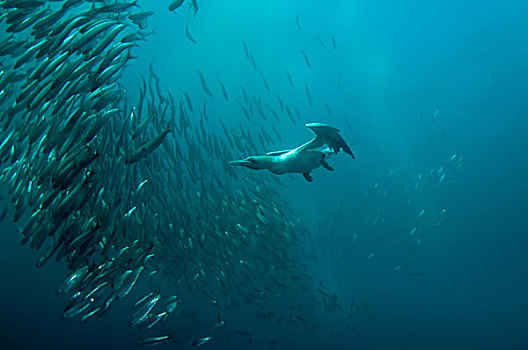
<box><xmin>229</xmin><ymin>123</ymin><xmax>354</xmax><ymax>182</ymax></box>
<box><xmin>264</xmin><ymin>144</ymin><xmax>333</xmax><ymax>175</ymax></box>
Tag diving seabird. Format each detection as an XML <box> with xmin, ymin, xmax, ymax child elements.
<box><xmin>229</xmin><ymin>123</ymin><xmax>354</xmax><ymax>182</ymax></box>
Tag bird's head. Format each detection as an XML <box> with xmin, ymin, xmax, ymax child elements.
<box><xmin>228</xmin><ymin>156</ymin><xmax>272</xmax><ymax>170</ymax></box>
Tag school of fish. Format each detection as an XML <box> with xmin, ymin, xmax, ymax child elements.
<box><xmin>0</xmin><ymin>0</ymin><xmax>325</xmax><ymax>347</ymax></box>
<box><xmin>0</xmin><ymin>0</ymin><xmax>464</xmax><ymax>348</ymax></box>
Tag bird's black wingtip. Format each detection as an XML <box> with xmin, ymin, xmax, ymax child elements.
<box><xmin>342</xmin><ymin>143</ymin><xmax>355</xmax><ymax>159</ymax></box>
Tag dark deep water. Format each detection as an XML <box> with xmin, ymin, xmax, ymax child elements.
<box><xmin>1</xmin><ymin>0</ymin><xmax>528</xmax><ymax>349</ymax></box>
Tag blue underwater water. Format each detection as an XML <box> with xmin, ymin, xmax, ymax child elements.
<box><xmin>1</xmin><ymin>0</ymin><xmax>528</xmax><ymax>349</ymax></box>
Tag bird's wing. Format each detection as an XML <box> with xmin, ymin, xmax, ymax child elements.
<box><xmin>266</xmin><ymin>150</ymin><xmax>291</xmax><ymax>156</ymax></box>
<box><xmin>303</xmin><ymin>123</ymin><xmax>355</xmax><ymax>158</ymax></box>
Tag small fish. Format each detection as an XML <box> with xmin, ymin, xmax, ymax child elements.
<box><xmin>181</xmin><ymin>89</ymin><xmax>194</xmax><ymax>111</ymax></box>
<box><xmin>202</xmin><ymin>99</ymin><xmax>209</xmax><ymax>120</ymax></box>
<box><xmin>98</xmin><ymin>1</ymin><xmax>139</xmax><ymax>13</ymax></box>
<box><xmin>316</xmin><ymin>34</ymin><xmax>327</xmax><ymax>48</ymax></box>
<box><xmin>124</xmin><ymin>206</ymin><xmax>137</xmax><ymax>218</ymax></box>
<box><xmin>191</xmin><ymin>0</ymin><xmax>199</xmax><ymax>16</ymax></box>
<box><xmin>240</xmin><ymin>86</ymin><xmax>248</xmax><ymax>104</ymax></box>
<box><xmin>296</xmin><ymin>13</ymin><xmax>301</xmax><ymax>30</ymax></box>
<box><xmin>165</xmin><ymin>295</ymin><xmax>180</xmax><ymax>313</ymax></box>
<box><xmin>197</xmin><ymin>70</ymin><xmax>213</xmax><ymax>97</ymax></box>
<box><xmin>285</xmin><ymin>69</ymin><xmax>294</xmax><ymax>87</ymax></box>
<box><xmin>64</xmin><ymin>299</ymin><xmax>93</xmax><ymax>319</ymax></box>
<box><xmin>129</xmin><ymin>11</ymin><xmax>155</xmax><ymax>22</ymax></box>
<box><xmin>393</xmin><ymin>261</ymin><xmax>412</xmax><ymax>271</ymax></box>
<box><xmin>248</xmin><ymin>50</ymin><xmax>258</xmax><ymax>71</ymax></box>
<box><xmin>125</xmin><ymin>127</ymin><xmax>172</xmax><ymax>164</ymax></box>
<box><xmin>299</xmin><ymin>48</ymin><xmax>311</xmax><ymax>68</ymax></box>
<box><xmin>113</xmin><ymin>270</ymin><xmax>132</xmax><ymax>292</ymax></box>
<box><xmin>117</xmin><ymin>266</ymin><xmax>144</xmax><ymax>298</ymax></box>
<box><xmin>435</xmin><ymin>209</ymin><xmax>449</xmax><ymax>228</ymax></box>
<box><xmin>438</xmin><ymin>173</ymin><xmax>445</xmax><ymax>185</ymax></box>
<box><xmin>137</xmin><ymin>335</ymin><xmax>171</xmax><ymax>346</ymax></box>
<box><xmin>80</xmin><ymin>307</ymin><xmax>102</xmax><ymax>323</ymax></box>
<box><xmin>455</xmin><ymin>156</ymin><xmax>464</xmax><ymax>170</ymax></box>
<box><xmin>242</xmin><ymin>42</ymin><xmax>250</xmax><ymax>60</ymax></box>
<box><xmin>169</xmin><ymin>0</ymin><xmax>185</xmax><ymax>11</ymax></box>
<box><xmin>136</xmin><ymin>180</ymin><xmax>148</xmax><ymax>192</ymax></box>
<box><xmin>185</xmin><ymin>23</ymin><xmax>196</xmax><ymax>44</ymax></box>
<box><xmin>147</xmin><ymin>312</ymin><xmax>168</xmax><ymax>329</ymax></box>
<box><xmin>58</xmin><ymin>266</ymin><xmax>89</xmax><ymax>294</ymax></box>
<box><xmin>130</xmin><ymin>293</ymin><xmax>161</xmax><ymax>327</ymax></box>
<box><xmin>214</xmin><ymin>312</ymin><xmax>225</xmax><ymax>328</ymax></box>
<box><xmin>324</xmin><ymin>100</ymin><xmax>332</xmax><ymax>117</ymax></box>
<box><xmin>260</xmin><ymin>73</ymin><xmax>270</xmax><ymax>92</ymax></box>
<box><xmin>217</xmin><ymin>79</ymin><xmax>229</xmax><ymax>101</ymax></box>
<box><xmin>189</xmin><ymin>336</ymin><xmax>213</xmax><ymax>347</ymax></box>
<box><xmin>304</xmin><ymin>83</ymin><xmax>313</xmax><ymax>107</ymax></box>
<box><xmin>331</xmin><ymin>34</ymin><xmax>337</xmax><ymax>50</ymax></box>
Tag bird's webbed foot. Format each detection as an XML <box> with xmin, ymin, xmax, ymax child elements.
<box><xmin>321</xmin><ymin>157</ymin><xmax>334</xmax><ymax>171</ymax></box>
<box><xmin>303</xmin><ymin>172</ymin><xmax>313</xmax><ymax>182</ymax></box>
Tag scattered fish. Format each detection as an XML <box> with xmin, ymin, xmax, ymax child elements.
<box><xmin>137</xmin><ymin>335</ymin><xmax>171</xmax><ymax>346</ymax></box>
<box><xmin>125</xmin><ymin>127</ymin><xmax>172</xmax><ymax>164</ymax></box>
<box><xmin>169</xmin><ymin>0</ymin><xmax>185</xmax><ymax>12</ymax></box>
<box><xmin>197</xmin><ymin>70</ymin><xmax>213</xmax><ymax>96</ymax></box>
<box><xmin>285</xmin><ymin>69</ymin><xmax>294</xmax><ymax>87</ymax></box>
<box><xmin>295</xmin><ymin>13</ymin><xmax>301</xmax><ymax>30</ymax></box>
<box><xmin>260</xmin><ymin>73</ymin><xmax>271</xmax><ymax>92</ymax></box>
<box><xmin>316</xmin><ymin>34</ymin><xmax>327</xmax><ymax>48</ymax></box>
<box><xmin>185</xmin><ymin>23</ymin><xmax>197</xmax><ymax>43</ymax></box>
<box><xmin>217</xmin><ymin>79</ymin><xmax>229</xmax><ymax>102</ymax></box>
<box><xmin>304</xmin><ymin>82</ymin><xmax>313</xmax><ymax>107</ymax></box>
<box><xmin>331</xmin><ymin>34</ymin><xmax>337</xmax><ymax>50</ymax></box>
<box><xmin>189</xmin><ymin>336</ymin><xmax>213</xmax><ymax>347</ymax></box>
<box><xmin>299</xmin><ymin>48</ymin><xmax>311</xmax><ymax>68</ymax></box>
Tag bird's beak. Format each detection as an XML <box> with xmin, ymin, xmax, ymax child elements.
<box><xmin>228</xmin><ymin>159</ymin><xmax>251</xmax><ymax>167</ymax></box>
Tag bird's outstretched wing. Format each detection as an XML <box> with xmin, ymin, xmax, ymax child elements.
<box><xmin>303</xmin><ymin>123</ymin><xmax>355</xmax><ymax>158</ymax></box>
<box><xmin>266</xmin><ymin>150</ymin><xmax>291</xmax><ymax>156</ymax></box>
